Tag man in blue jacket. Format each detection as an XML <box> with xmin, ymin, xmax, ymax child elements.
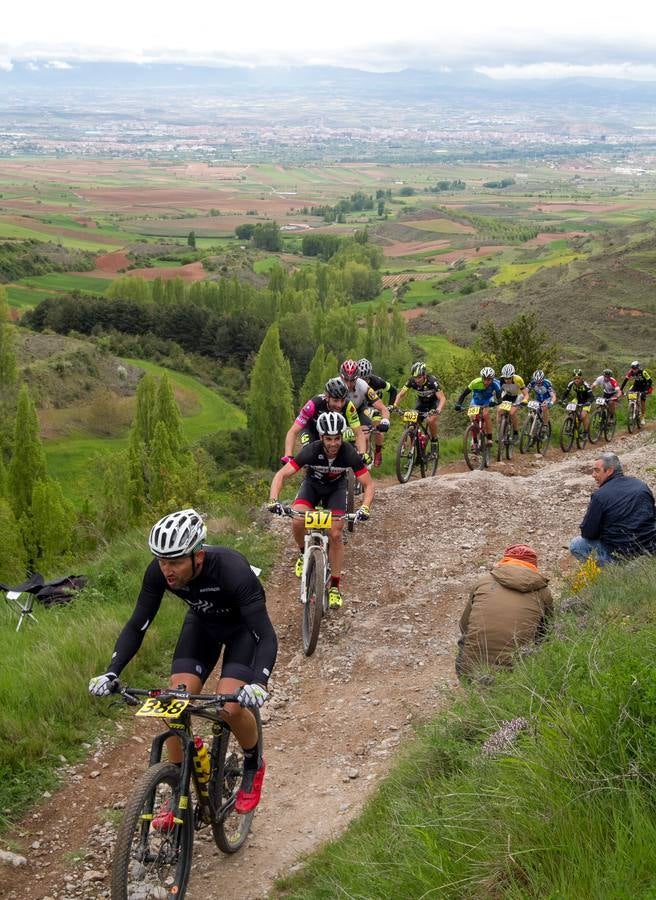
<box><xmin>570</xmin><ymin>452</ymin><xmax>656</xmax><ymax>565</ymax></box>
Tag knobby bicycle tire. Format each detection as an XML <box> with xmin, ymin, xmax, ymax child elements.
<box><xmin>302</xmin><ymin>545</ymin><xmax>325</xmax><ymax>657</ymax></box>
<box><xmin>537</xmin><ymin>420</ymin><xmax>552</xmax><ymax>455</ymax></box>
<box><xmin>576</xmin><ymin>420</ymin><xmax>588</xmax><ymax>449</ymax></box>
<box><xmin>519</xmin><ymin>414</ymin><xmax>535</xmax><ymax>454</ymax></box>
<box><xmin>395</xmin><ymin>427</ymin><xmax>417</xmax><ymax>483</ymax></box>
<box><xmin>560</xmin><ymin>415</ymin><xmax>575</xmax><ymax>452</ymax></box>
<box><xmin>588</xmin><ymin>408</ymin><xmax>604</xmax><ymax>444</ymax></box>
<box><xmin>210</xmin><ymin>709</ymin><xmax>263</xmax><ymax>854</ymax></box>
<box><xmin>426</xmin><ymin>434</ymin><xmax>439</xmax><ymax>476</ymax></box>
<box><xmin>628</xmin><ymin>402</ymin><xmax>637</xmax><ymax>434</ymax></box>
<box><xmin>345</xmin><ymin>470</ymin><xmax>356</xmax><ymax>533</ymax></box>
<box><xmin>463</xmin><ymin>423</ymin><xmax>482</xmax><ymax>471</ymax></box>
<box><xmin>604</xmin><ymin>412</ymin><xmax>617</xmax><ymax>441</ymax></box>
<box><xmin>111</xmin><ymin>761</ymin><xmax>193</xmax><ymax>900</ymax></box>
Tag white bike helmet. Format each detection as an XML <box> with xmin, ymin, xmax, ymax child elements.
<box><xmin>357</xmin><ymin>358</ymin><xmax>373</xmax><ymax>378</ymax></box>
<box><xmin>316</xmin><ymin>411</ymin><xmax>346</xmax><ymax>435</ymax></box>
<box><xmin>148</xmin><ymin>509</ymin><xmax>207</xmax><ymax>559</ymax></box>
<box><xmin>501</xmin><ymin>364</ymin><xmax>515</xmax><ymax>377</ymax></box>
<box><xmin>532</xmin><ymin>370</ymin><xmax>545</xmax><ymax>382</ymax></box>
<box><xmin>631</xmin><ymin>360</ymin><xmax>640</xmax><ymax>369</ymax></box>
<box><xmin>480</xmin><ymin>366</ymin><xmax>495</xmax><ymax>378</ymax></box>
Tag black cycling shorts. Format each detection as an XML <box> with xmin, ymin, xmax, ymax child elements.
<box><xmin>415</xmin><ymin>401</ymin><xmax>437</xmax><ymax>414</ymax></box>
<box><xmin>294</xmin><ymin>477</ymin><xmax>347</xmax><ymax>514</ymax></box>
<box><xmin>171</xmin><ymin>612</ymin><xmax>258</xmax><ymax>684</ymax></box>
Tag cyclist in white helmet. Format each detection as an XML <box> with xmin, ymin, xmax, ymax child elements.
<box><xmin>89</xmin><ymin>508</ymin><xmax>277</xmax><ymax>817</ymax></box>
<box><xmin>268</xmin><ymin>411</ymin><xmax>374</xmax><ymax>609</ymax></box>
<box><xmin>497</xmin><ymin>363</ymin><xmax>529</xmax><ymax>442</ymax></box>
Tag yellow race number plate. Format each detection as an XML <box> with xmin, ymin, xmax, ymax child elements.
<box><xmin>403</xmin><ymin>410</ymin><xmax>419</xmax><ymax>423</ymax></box>
<box><xmin>628</xmin><ymin>392</ymin><xmax>639</xmax><ymax>400</ymax></box>
<box><xmin>304</xmin><ymin>509</ymin><xmax>332</xmax><ymax>529</ymax></box>
<box><xmin>499</xmin><ymin>400</ymin><xmax>513</xmax><ymax>411</ymax></box>
<box><xmin>467</xmin><ymin>406</ymin><xmax>480</xmax><ymax>417</ymax></box>
<box><xmin>136</xmin><ymin>697</ymin><xmax>190</xmax><ymax>718</ymax></box>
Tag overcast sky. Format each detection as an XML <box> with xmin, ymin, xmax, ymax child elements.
<box><xmin>3</xmin><ymin>0</ymin><xmax>656</xmax><ymax>80</ymax></box>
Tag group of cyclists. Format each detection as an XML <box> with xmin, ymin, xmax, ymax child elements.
<box><xmin>88</xmin><ymin>356</ymin><xmax>652</xmax><ymax>826</ymax></box>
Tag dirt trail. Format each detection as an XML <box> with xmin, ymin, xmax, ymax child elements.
<box><xmin>2</xmin><ymin>430</ymin><xmax>655</xmax><ymax>900</ymax></box>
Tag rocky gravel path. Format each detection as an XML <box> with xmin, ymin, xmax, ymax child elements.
<box><xmin>1</xmin><ymin>431</ymin><xmax>654</xmax><ymax>900</ymax></box>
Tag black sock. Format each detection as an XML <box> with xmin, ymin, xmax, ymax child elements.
<box><xmin>243</xmin><ymin>741</ymin><xmax>260</xmax><ymax>771</ymax></box>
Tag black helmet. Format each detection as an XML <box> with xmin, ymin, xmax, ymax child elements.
<box><xmin>603</xmin><ymin>368</ymin><xmax>613</xmax><ymax>377</ymax></box>
<box><xmin>325</xmin><ymin>377</ymin><xmax>348</xmax><ymax>400</ymax></box>
<box><xmin>573</xmin><ymin>368</ymin><xmax>583</xmax><ymax>377</ymax></box>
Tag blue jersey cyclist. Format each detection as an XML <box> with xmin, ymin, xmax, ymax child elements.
<box><xmin>454</xmin><ymin>367</ymin><xmax>502</xmax><ymax>445</ymax></box>
<box><xmin>527</xmin><ymin>370</ymin><xmax>557</xmax><ymax>426</ymax></box>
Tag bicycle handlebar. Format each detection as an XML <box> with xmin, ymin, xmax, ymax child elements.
<box><xmin>114</xmin><ymin>682</ymin><xmax>242</xmax><ymax>709</ymax></box>
<box><xmin>273</xmin><ymin>506</ymin><xmax>359</xmax><ymax>522</ymax></box>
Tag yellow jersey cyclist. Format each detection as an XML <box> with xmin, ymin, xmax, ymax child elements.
<box><xmin>497</xmin><ymin>363</ymin><xmax>529</xmax><ymax>443</ymax></box>
<box><xmin>620</xmin><ymin>360</ymin><xmax>652</xmax><ymax>425</ymax></box>
<box><xmin>282</xmin><ymin>377</ymin><xmax>364</xmax><ymax>462</ymax></box>
<box><xmin>89</xmin><ymin>509</ymin><xmax>277</xmax><ymax>817</ymax></box>
<box><xmin>339</xmin><ymin>359</ymin><xmax>390</xmax><ymax>466</ymax></box>
<box><xmin>454</xmin><ymin>367</ymin><xmax>502</xmax><ymax>445</ymax></box>
<box><xmin>394</xmin><ymin>361</ymin><xmax>446</xmax><ymax>458</ymax></box>
<box><xmin>268</xmin><ymin>411</ymin><xmax>374</xmax><ymax>609</ymax></box>
<box><xmin>356</xmin><ymin>358</ymin><xmax>398</xmax><ymax>466</ymax></box>
<box><xmin>561</xmin><ymin>369</ymin><xmax>594</xmax><ymax>432</ymax></box>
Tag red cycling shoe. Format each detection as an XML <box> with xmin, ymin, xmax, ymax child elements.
<box><xmin>151</xmin><ymin>803</ymin><xmax>175</xmax><ymax>833</ymax></box>
<box><xmin>235</xmin><ymin>759</ymin><xmax>266</xmax><ymax>814</ymax></box>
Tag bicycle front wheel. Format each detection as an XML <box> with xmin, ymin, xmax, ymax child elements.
<box><xmin>111</xmin><ymin>762</ymin><xmax>193</xmax><ymax>900</ymax></box>
<box><xmin>426</xmin><ymin>435</ymin><xmax>439</xmax><ymax>476</ymax></box>
<box><xmin>576</xmin><ymin>419</ymin><xmax>588</xmax><ymax>449</ymax></box>
<box><xmin>302</xmin><ymin>546</ymin><xmax>325</xmax><ymax>657</ymax></box>
<box><xmin>463</xmin><ymin>423</ymin><xmax>480</xmax><ymax>471</ymax></box>
<box><xmin>560</xmin><ymin>415</ymin><xmax>575</xmax><ymax>452</ymax></box>
<box><xmin>604</xmin><ymin>412</ymin><xmax>616</xmax><ymax>441</ymax></box>
<box><xmin>519</xmin><ymin>414</ymin><xmax>534</xmax><ymax>454</ymax></box>
<box><xmin>537</xmin><ymin>420</ymin><xmax>552</xmax><ymax>454</ymax></box>
<box><xmin>395</xmin><ymin>428</ymin><xmax>417</xmax><ymax>483</ymax></box>
<box><xmin>211</xmin><ymin>710</ymin><xmax>263</xmax><ymax>854</ymax></box>
<box><xmin>345</xmin><ymin>469</ymin><xmax>356</xmax><ymax>533</ymax></box>
<box><xmin>588</xmin><ymin>409</ymin><xmax>603</xmax><ymax>444</ymax></box>
<box><xmin>627</xmin><ymin>403</ymin><xmax>637</xmax><ymax>433</ymax></box>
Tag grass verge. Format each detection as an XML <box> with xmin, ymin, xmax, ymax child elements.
<box><xmin>276</xmin><ymin>556</ymin><xmax>656</xmax><ymax>899</ymax></box>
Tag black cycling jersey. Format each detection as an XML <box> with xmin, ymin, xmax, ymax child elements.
<box><xmin>621</xmin><ymin>369</ymin><xmax>652</xmax><ymax>393</ymax></box>
<box><xmin>562</xmin><ymin>380</ymin><xmax>594</xmax><ymax>404</ymax></box>
<box><xmin>289</xmin><ymin>440</ymin><xmax>368</xmax><ymax>485</ymax></box>
<box><xmin>368</xmin><ymin>373</ymin><xmax>398</xmax><ymax>406</ymax></box>
<box><xmin>404</xmin><ymin>374</ymin><xmax>442</xmax><ymax>406</ymax></box>
<box><xmin>108</xmin><ymin>547</ymin><xmax>277</xmax><ymax>686</ymax></box>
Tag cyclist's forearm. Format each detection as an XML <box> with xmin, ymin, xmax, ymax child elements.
<box><xmin>284</xmin><ymin>424</ymin><xmax>300</xmax><ymax>457</ymax></box>
<box><xmin>395</xmin><ymin>388</ymin><xmax>408</xmax><ymax>406</ymax></box>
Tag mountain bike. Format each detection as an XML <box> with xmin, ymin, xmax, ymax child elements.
<box><xmin>276</xmin><ymin>507</ymin><xmax>359</xmax><ymax>656</ymax></box>
<box><xmin>560</xmin><ymin>402</ymin><xmax>589</xmax><ymax>452</ymax></box>
<box><xmin>588</xmin><ymin>397</ymin><xmax>616</xmax><ymax>444</ymax></box>
<box><xmin>626</xmin><ymin>391</ymin><xmax>644</xmax><ymax>433</ymax></box>
<box><xmin>519</xmin><ymin>400</ymin><xmax>552</xmax><ymax>455</ymax></box>
<box><xmin>496</xmin><ymin>399</ymin><xmax>516</xmax><ymax>461</ymax></box>
<box><xmin>394</xmin><ymin>408</ymin><xmax>439</xmax><ymax>483</ymax></box>
<box><xmin>463</xmin><ymin>405</ymin><xmax>491</xmax><ymax>470</ymax></box>
<box><xmin>110</xmin><ymin>683</ymin><xmax>262</xmax><ymax>900</ymax></box>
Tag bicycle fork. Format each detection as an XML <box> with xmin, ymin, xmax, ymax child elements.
<box><xmin>299</xmin><ymin>534</ymin><xmax>329</xmax><ymax>604</ymax></box>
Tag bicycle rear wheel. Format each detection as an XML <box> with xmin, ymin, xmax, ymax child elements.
<box><xmin>302</xmin><ymin>546</ymin><xmax>325</xmax><ymax>657</ymax></box>
<box><xmin>395</xmin><ymin>428</ymin><xmax>417</xmax><ymax>483</ymax></box>
<box><xmin>560</xmin><ymin>415</ymin><xmax>575</xmax><ymax>452</ymax></box>
<box><xmin>426</xmin><ymin>435</ymin><xmax>439</xmax><ymax>476</ymax></box>
<box><xmin>210</xmin><ymin>710</ymin><xmax>263</xmax><ymax>854</ymax></box>
<box><xmin>111</xmin><ymin>762</ymin><xmax>193</xmax><ymax>900</ymax></box>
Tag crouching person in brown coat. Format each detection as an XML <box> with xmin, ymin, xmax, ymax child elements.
<box><xmin>456</xmin><ymin>544</ymin><xmax>553</xmax><ymax>678</ymax></box>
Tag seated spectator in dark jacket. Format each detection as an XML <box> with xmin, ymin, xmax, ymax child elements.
<box><xmin>570</xmin><ymin>452</ymin><xmax>656</xmax><ymax>566</ymax></box>
<box><xmin>456</xmin><ymin>544</ymin><xmax>553</xmax><ymax>678</ymax></box>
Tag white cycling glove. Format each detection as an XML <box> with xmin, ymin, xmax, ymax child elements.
<box><xmin>237</xmin><ymin>683</ymin><xmax>269</xmax><ymax>709</ymax></box>
<box><xmin>89</xmin><ymin>672</ymin><xmax>118</xmax><ymax>697</ymax></box>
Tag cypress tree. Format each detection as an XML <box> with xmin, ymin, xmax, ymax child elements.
<box><xmin>247</xmin><ymin>324</ymin><xmax>294</xmax><ymax>469</ymax></box>
<box><xmin>299</xmin><ymin>344</ymin><xmax>327</xmax><ymax>402</ymax></box>
<box><xmin>0</xmin><ymin>287</ymin><xmax>17</xmax><ymax>392</ymax></box>
<box><xmin>28</xmin><ymin>478</ymin><xmax>75</xmax><ymax>570</ymax></box>
<box><xmin>133</xmin><ymin>374</ymin><xmax>158</xmax><ymax>447</ymax></box>
<box><xmin>322</xmin><ymin>351</ymin><xmax>339</xmax><ymax>385</ymax></box>
<box><xmin>156</xmin><ymin>375</ymin><xmax>184</xmax><ymax>454</ymax></box>
<box><xmin>148</xmin><ymin>420</ymin><xmax>180</xmax><ymax>511</ymax></box>
<box><xmin>8</xmin><ymin>384</ymin><xmax>47</xmax><ymax>519</ymax></box>
<box><xmin>0</xmin><ymin>497</ymin><xmax>27</xmax><ymax>582</ymax></box>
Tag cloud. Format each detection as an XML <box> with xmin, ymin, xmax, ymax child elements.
<box><xmin>478</xmin><ymin>62</ymin><xmax>656</xmax><ymax>81</ymax></box>
<box><xmin>46</xmin><ymin>59</ymin><xmax>73</xmax><ymax>69</ymax></box>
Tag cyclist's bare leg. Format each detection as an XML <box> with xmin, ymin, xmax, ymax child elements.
<box><xmin>426</xmin><ymin>412</ymin><xmax>438</xmax><ymax>440</ymax></box>
<box><xmin>217</xmin><ymin>675</ymin><xmax>258</xmax><ymax>750</ymax></box>
<box><xmin>510</xmin><ymin>405</ymin><xmax>520</xmax><ymax>430</ymax></box>
<box><xmin>541</xmin><ymin>401</ymin><xmax>550</xmax><ymax>425</ymax></box>
<box><xmin>328</xmin><ymin>519</ymin><xmax>346</xmax><ymax>579</ymax></box>
<box><xmin>581</xmin><ymin>409</ymin><xmax>590</xmax><ymax>430</ymax></box>
<box><xmin>482</xmin><ymin>407</ymin><xmax>493</xmax><ymax>439</ymax></box>
<box><xmin>165</xmin><ymin>671</ymin><xmax>202</xmax><ymax>763</ymax></box>
<box><xmin>291</xmin><ymin>502</ymin><xmax>308</xmax><ymax>554</ymax></box>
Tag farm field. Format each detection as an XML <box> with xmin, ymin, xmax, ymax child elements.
<box><xmin>43</xmin><ymin>358</ymin><xmax>245</xmax><ymax>502</ymax></box>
